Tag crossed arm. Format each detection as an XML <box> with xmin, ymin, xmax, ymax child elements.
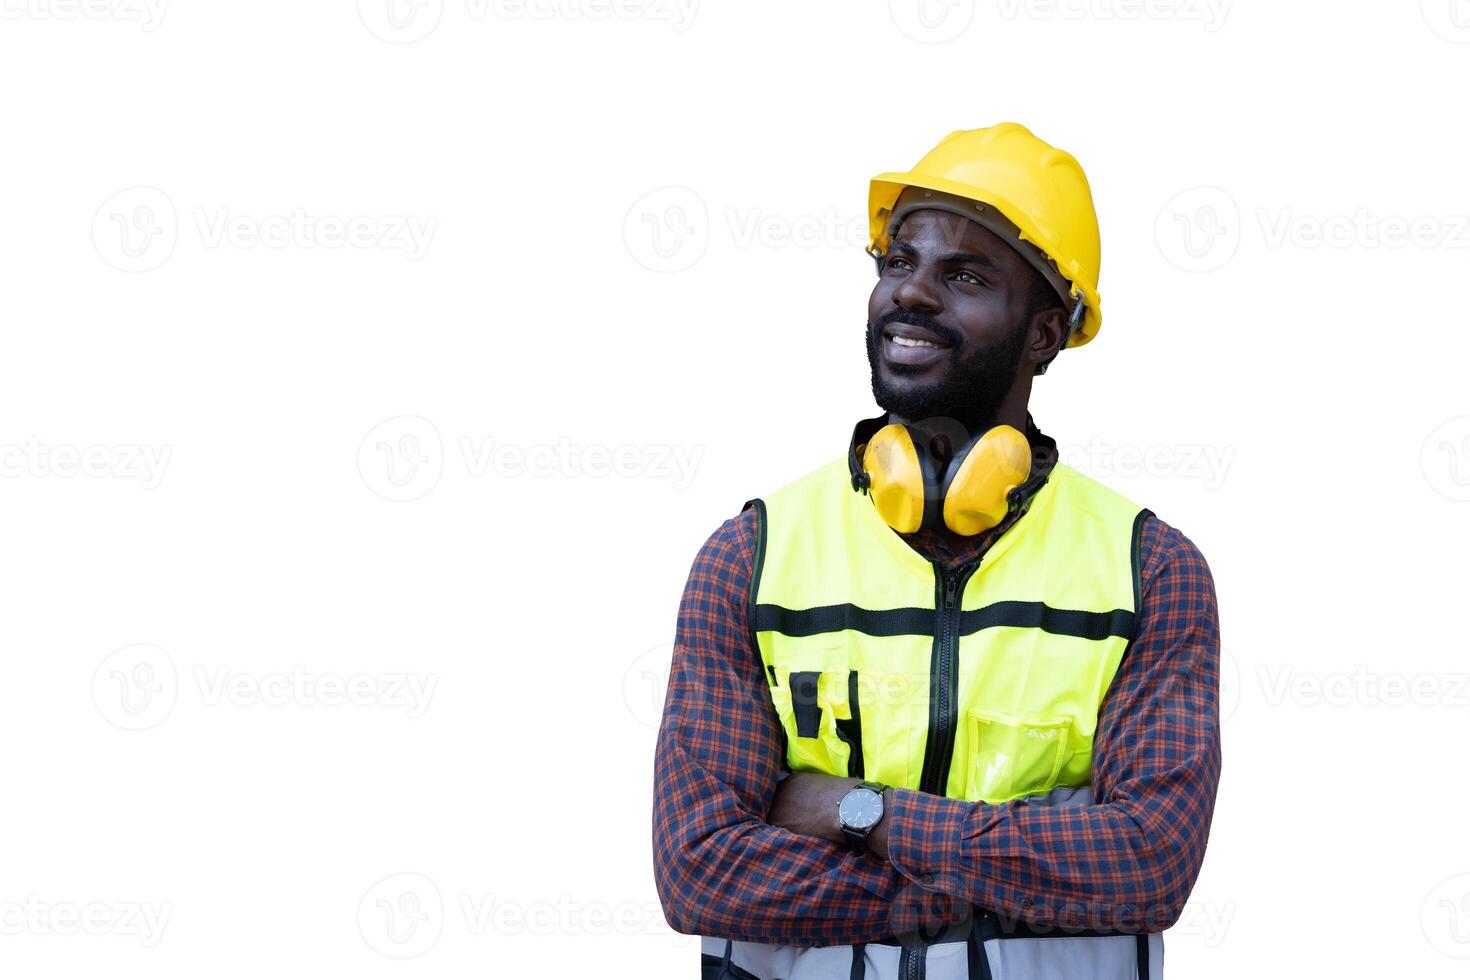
<box><xmin>651</xmin><ymin>509</ymin><xmax>1221</xmax><ymax>945</ymax></box>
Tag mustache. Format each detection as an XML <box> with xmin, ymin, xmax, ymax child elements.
<box><xmin>871</xmin><ymin>309</ymin><xmax>963</xmax><ymax>348</ymax></box>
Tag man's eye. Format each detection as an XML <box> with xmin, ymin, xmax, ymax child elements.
<box><xmin>954</xmin><ymin>270</ymin><xmax>985</xmax><ymax>286</ymax></box>
<box><xmin>885</xmin><ymin>257</ymin><xmax>911</xmax><ymax>272</ymax></box>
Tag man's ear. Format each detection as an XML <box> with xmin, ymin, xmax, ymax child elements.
<box><xmin>1027</xmin><ymin>306</ymin><xmax>1068</xmax><ymax>376</ymax></box>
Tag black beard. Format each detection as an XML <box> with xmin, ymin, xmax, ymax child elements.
<box><xmin>866</xmin><ymin>311</ymin><xmax>1027</xmax><ymax>432</ymax></box>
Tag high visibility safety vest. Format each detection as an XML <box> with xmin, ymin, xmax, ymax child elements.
<box><xmin>701</xmin><ymin>456</ymin><xmax>1163</xmax><ymax>980</ymax></box>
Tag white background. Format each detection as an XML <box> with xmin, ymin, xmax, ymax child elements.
<box><xmin>2</xmin><ymin>0</ymin><xmax>1469</xmax><ymax>976</ymax></box>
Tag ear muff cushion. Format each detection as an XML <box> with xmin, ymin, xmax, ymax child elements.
<box><xmin>862</xmin><ymin>424</ymin><xmax>926</xmax><ymax>534</ymax></box>
<box><xmin>942</xmin><ymin>424</ymin><xmax>1032</xmax><ymax>536</ymax></box>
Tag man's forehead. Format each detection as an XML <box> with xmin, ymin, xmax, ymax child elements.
<box><xmin>891</xmin><ymin>209</ymin><xmax>1015</xmax><ymax>260</ymax></box>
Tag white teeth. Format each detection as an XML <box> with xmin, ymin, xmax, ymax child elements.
<box><xmin>891</xmin><ymin>335</ymin><xmax>940</xmax><ymax>348</ymax></box>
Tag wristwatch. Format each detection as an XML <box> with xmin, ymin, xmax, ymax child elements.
<box><xmin>837</xmin><ymin>781</ymin><xmax>887</xmax><ymax>852</ymax></box>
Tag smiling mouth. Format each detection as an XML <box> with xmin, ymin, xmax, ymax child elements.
<box><xmin>889</xmin><ymin>334</ymin><xmax>944</xmax><ymax>349</ymax></box>
<box><xmin>883</xmin><ymin>324</ymin><xmax>952</xmax><ymax>348</ymax></box>
<box><xmin>881</xmin><ymin>324</ymin><xmax>952</xmax><ymax>365</ymax></box>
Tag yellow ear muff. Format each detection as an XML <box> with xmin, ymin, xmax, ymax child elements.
<box><xmin>942</xmin><ymin>425</ymin><xmax>1032</xmax><ymax>536</ymax></box>
<box><xmin>861</xmin><ymin>423</ymin><xmax>925</xmax><ymax>534</ymax></box>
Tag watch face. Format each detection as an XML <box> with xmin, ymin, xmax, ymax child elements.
<box><xmin>839</xmin><ymin>788</ymin><xmax>883</xmax><ymax>830</ymax></box>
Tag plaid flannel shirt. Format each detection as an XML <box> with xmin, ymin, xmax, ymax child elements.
<box><xmin>652</xmin><ymin>464</ymin><xmax>1221</xmax><ymax>946</ymax></box>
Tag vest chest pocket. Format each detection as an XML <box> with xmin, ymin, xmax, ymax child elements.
<box><xmin>769</xmin><ymin>669</ymin><xmax>863</xmax><ymax>779</ymax></box>
<box><xmin>964</xmin><ymin>709</ymin><xmax>1072</xmax><ymax>803</ymax></box>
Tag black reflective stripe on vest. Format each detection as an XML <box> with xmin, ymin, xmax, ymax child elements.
<box><xmin>789</xmin><ymin>671</ymin><xmax>822</xmax><ymax>739</ymax></box>
<box><xmin>753</xmin><ymin>601</ymin><xmax>1135</xmax><ymax>641</ymax></box>
<box><xmin>753</xmin><ymin>603</ymin><xmax>934</xmax><ymax>637</ymax></box>
<box><xmin>958</xmin><ymin>601</ymin><xmax>1135</xmax><ymax>642</ymax></box>
<box><xmin>834</xmin><ymin>670</ymin><xmax>864</xmax><ymax>779</ymax></box>
<box><xmin>1136</xmin><ymin>933</ymin><xmax>1150</xmax><ymax>980</ymax></box>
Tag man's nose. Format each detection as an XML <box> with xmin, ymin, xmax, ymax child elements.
<box><xmin>889</xmin><ymin>263</ymin><xmax>942</xmax><ymax>314</ymax></box>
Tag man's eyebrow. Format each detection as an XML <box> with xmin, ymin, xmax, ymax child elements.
<box><xmin>938</xmin><ymin>250</ymin><xmax>1000</xmax><ymax>271</ymax></box>
<box><xmin>888</xmin><ymin>238</ymin><xmax>1001</xmax><ymax>271</ymax></box>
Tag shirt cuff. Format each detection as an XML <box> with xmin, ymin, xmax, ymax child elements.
<box><xmin>885</xmin><ymin>786</ymin><xmax>972</xmax><ymax>894</ymax></box>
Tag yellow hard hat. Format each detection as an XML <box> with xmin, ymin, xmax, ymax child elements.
<box><xmin>868</xmin><ymin>122</ymin><xmax>1103</xmax><ymax>347</ymax></box>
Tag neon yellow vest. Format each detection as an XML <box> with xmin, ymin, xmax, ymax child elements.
<box><xmin>748</xmin><ymin>457</ymin><xmax>1148</xmax><ymax>802</ymax></box>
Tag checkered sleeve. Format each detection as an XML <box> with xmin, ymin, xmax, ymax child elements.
<box><xmin>651</xmin><ymin>509</ymin><xmax>971</xmax><ymax>945</ymax></box>
<box><xmin>883</xmin><ymin>516</ymin><xmax>1222</xmax><ymax>933</ymax></box>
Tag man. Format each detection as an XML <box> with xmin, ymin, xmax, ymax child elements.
<box><xmin>652</xmin><ymin>123</ymin><xmax>1221</xmax><ymax>980</ymax></box>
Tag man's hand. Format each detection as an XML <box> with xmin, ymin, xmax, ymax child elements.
<box><xmin>768</xmin><ymin>772</ymin><xmax>892</xmax><ymax>859</ymax></box>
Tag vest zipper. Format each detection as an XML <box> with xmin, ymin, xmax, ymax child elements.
<box><xmin>918</xmin><ymin>558</ymin><xmax>979</xmax><ymax>797</ymax></box>
<box><xmin>900</xmin><ymin>942</ymin><xmax>923</xmax><ymax>980</ymax></box>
